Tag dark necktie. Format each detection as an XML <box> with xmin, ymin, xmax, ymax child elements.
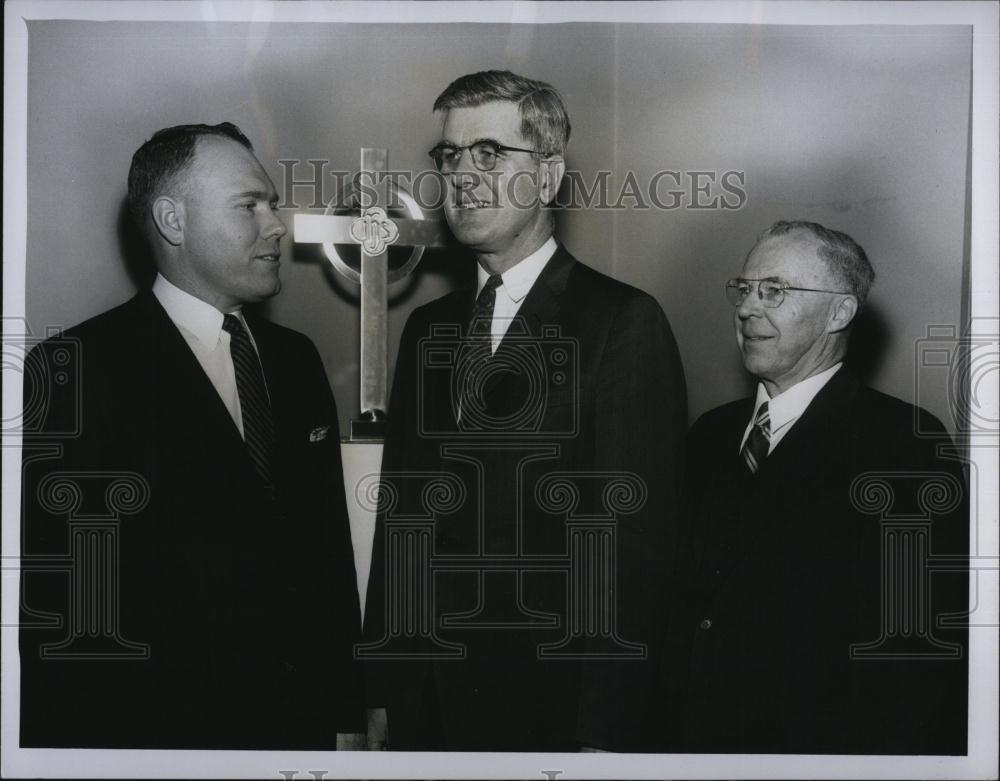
<box><xmin>469</xmin><ymin>274</ymin><xmax>503</xmax><ymax>339</ymax></box>
<box><xmin>741</xmin><ymin>401</ymin><xmax>771</xmax><ymax>474</ymax></box>
<box><xmin>222</xmin><ymin>314</ymin><xmax>275</xmax><ymax>489</ymax></box>
<box><xmin>458</xmin><ymin>274</ymin><xmax>503</xmax><ymax>425</ymax></box>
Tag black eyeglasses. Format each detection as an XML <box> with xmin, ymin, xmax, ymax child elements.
<box><xmin>428</xmin><ymin>140</ymin><xmax>545</xmax><ymax>173</ymax></box>
<box><xmin>725</xmin><ymin>278</ymin><xmax>851</xmax><ymax>309</ymax></box>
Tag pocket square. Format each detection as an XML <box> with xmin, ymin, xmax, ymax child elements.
<box><xmin>308</xmin><ymin>425</ymin><xmax>330</xmax><ymax>442</ymax></box>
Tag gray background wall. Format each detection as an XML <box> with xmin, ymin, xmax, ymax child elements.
<box><xmin>26</xmin><ymin>21</ymin><xmax>971</xmax><ymax>433</ymax></box>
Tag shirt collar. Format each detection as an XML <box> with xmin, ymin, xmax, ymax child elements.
<box><xmin>753</xmin><ymin>362</ymin><xmax>843</xmax><ymax>431</ymax></box>
<box><xmin>152</xmin><ymin>274</ymin><xmax>242</xmax><ymax>349</ymax></box>
<box><xmin>476</xmin><ymin>236</ymin><xmax>558</xmax><ymax>303</ymax></box>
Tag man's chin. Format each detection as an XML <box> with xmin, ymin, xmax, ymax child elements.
<box><xmin>246</xmin><ymin>280</ymin><xmax>281</xmax><ymax>303</ymax></box>
<box><xmin>445</xmin><ymin>223</ymin><xmax>492</xmax><ymax>251</ymax></box>
<box><xmin>739</xmin><ymin>353</ymin><xmax>770</xmax><ymax>378</ymax></box>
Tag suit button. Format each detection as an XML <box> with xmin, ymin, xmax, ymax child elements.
<box><xmin>699</xmin><ymin>618</ymin><xmax>713</xmax><ymax>630</ymax></box>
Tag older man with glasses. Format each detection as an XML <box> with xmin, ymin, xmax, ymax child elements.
<box><xmin>362</xmin><ymin>70</ymin><xmax>687</xmax><ymax>752</ymax></box>
<box><xmin>659</xmin><ymin>220</ymin><xmax>968</xmax><ymax>755</ymax></box>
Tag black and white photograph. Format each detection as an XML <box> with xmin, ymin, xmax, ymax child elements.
<box><xmin>2</xmin><ymin>1</ymin><xmax>997</xmax><ymax>779</ymax></box>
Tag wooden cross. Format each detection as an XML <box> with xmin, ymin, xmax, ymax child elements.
<box><xmin>293</xmin><ymin>148</ymin><xmax>449</xmax><ymax>439</ymax></box>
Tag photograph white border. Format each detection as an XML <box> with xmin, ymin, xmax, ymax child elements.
<box><xmin>3</xmin><ymin>2</ymin><xmax>997</xmax><ymax>779</ymax></box>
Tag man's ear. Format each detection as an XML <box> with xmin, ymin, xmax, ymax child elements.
<box><xmin>151</xmin><ymin>196</ymin><xmax>184</xmax><ymax>247</ymax></box>
<box><xmin>828</xmin><ymin>294</ymin><xmax>859</xmax><ymax>333</ymax></box>
<box><xmin>539</xmin><ymin>155</ymin><xmax>565</xmax><ymax>207</ymax></box>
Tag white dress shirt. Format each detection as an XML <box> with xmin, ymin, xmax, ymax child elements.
<box><xmin>738</xmin><ymin>362</ymin><xmax>843</xmax><ymax>455</ymax></box>
<box><xmin>475</xmin><ymin>236</ymin><xmax>558</xmax><ymax>354</ymax></box>
<box><xmin>152</xmin><ymin>274</ymin><xmax>262</xmax><ymax>438</ymax></box>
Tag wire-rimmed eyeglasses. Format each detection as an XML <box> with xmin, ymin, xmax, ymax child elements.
<box><xmin>725</xmin><ymin>278</ymin><xmax>852</xmax><ymax>308</ymax></box>
<box><xmin>428</xmin><ymin>140</ymin><xmax>545</xmax><ymax>173</ymax></box>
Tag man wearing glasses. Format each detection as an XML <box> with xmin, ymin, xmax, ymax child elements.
<box><xmin>659</xmin><ymin>220</ymin><xmax>968</xmax><ymax>754</ymax></box>
<box><xmin>363</xmin><ymin>70</ymin><xmax>687</xmax><ymax>751</ymax></box>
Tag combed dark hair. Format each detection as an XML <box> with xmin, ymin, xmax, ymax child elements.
<box><xmin>126</xmin><ymin>122</ymin><xmax>252</xmax><ymax>226</ymax></box>
<box><xmin>433</xmin><ymin>70</ymin><xmax>571</xmax><ymax>156</ymax></box>
<box><xmin>757</xmin><ymin>219</ymin><xmax>876</xmax><ymax>307</ymax></box>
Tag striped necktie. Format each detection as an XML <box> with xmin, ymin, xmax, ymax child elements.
<box><xmin>741</xmin><ymin>401</ymin><xmax>770</xmax><ymax>475</ymax></box>
<box><xmin>222</xmin><ymin>314</ymin><xmax>275</xmax><ymax>490</ymax></box>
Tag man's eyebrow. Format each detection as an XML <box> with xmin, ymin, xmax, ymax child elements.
<box><xmin>435</xmin><ymin>138</ymin><xmax>504</xmax><ymax>148</ymax></box>
<box><xmin>232</xmin><ymin>190</ymin><xmax>277</xmax><ymax>201</ymax></box>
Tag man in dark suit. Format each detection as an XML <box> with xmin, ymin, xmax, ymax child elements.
<box><xmin>362</xmin><ymin>71</ymin><xmax>687</xmax><ymax>752</ymax></box>
<box><xmin>19</xmin><ymin>123</ymin><xmax>365</xmax><ymax>749</ymax></box>
<box><xmin>661</xmin><ymin>220</ymin><xmax>968</xmax><ymax>754</ymax></box>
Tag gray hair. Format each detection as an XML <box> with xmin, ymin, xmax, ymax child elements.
<box><xmin>433</xmin><ymin>70</ymin><xmax>571</xmax><ymax>156</ymax></box>
<box><xmin>755</xmin><ymin>220</ymin><xmax>876</xmax><ymax>307</ymax></box>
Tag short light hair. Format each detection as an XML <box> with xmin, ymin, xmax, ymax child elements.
<box><xmin>755</xmin><ymin>220</ymin><xmax>876</xmax><ymax>307</ymax></box>
<box><xmin>127</xmin><ymin>122</ymin><xmax>252</xmax><ymax>227</ymax></box>
<box><xmin>433</xmin><ymin>70</ymin><xmax>571</xmax><ymax>156</ymax></box>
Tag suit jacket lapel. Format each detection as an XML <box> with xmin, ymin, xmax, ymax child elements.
<box><xmin>141</xmin><ymin>291</ymin><xmax>259</xmax><ymax>480</ymax></box>
<box><xmin>481</xmin><ymin>244</ymin><xmax>575</xmax><ymax>398</ymax></box>
<box><xmin>759</xmin><ymin>367</ymin><xmax>859</xmax><ymax>477</ymax></box>
<box><xmin>714</xmin><ymin>368</ymin><xmax>859</xmax><ymax>567</ymax></box>
<box><xmin>505</xmin><ymin>243</ymin><xmax>573</xmax><ymax>335</ymax></box>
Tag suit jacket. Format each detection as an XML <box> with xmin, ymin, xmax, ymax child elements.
<box><xmin>661</xmin><ymin>367</ymin><xmax>968</xmax><ymax>754</ymax></box>
<box><xmin>362</xmin><ymin>244</ymin><xmax>687</xmax><ymax>751</ymax></box>
<box><xmin>19</xmin><ymin>290</ymin><xmax>364</xmax><ymax>749</ymax></box>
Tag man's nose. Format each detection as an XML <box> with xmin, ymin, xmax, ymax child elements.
<box><xmin>263</xmin><ymin>208</ymin><xmax>287</xmax><ymax>239</ymax></box>
<box><xmin>448</xmin><ymin>170</ymin><xmax>486</xmax><ymax>204</ymax></box>
<box><xmin>736</xmin><ymin>288</ymin><xmax>762</xmax><ymax>320</ymax></box>
<box><xmin>449</xmin><ymin>146</ymin><xmax>478</xmax><ymax>173</ymax></box>
<box><xmin>449</xmin><ymin>169</ymin><xmax>481</xmax><ymax>191</ymax></box>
